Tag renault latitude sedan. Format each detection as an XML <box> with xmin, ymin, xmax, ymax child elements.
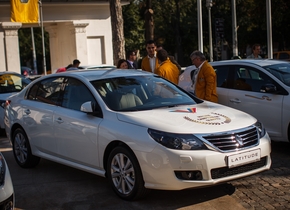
<box><xmin>4</xmin><ymin>69</ymin><xmax>271</xmax><ymax>200</ymax></box>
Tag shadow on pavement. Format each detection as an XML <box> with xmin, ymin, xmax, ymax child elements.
<box><xmin>0</xmin><ymin>132</ymin><xmax>242</xmax><ymax>210</ymax></box>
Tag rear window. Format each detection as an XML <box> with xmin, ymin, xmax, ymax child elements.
<box><xmin>0</xmin><ymin>74</ymin><xmax>31</xmax><ymax>93</ymax></box>
<box><xmin>264</xmin><ymin>63</ymin><xmax>290</xmax><ymax>86</ymax></box>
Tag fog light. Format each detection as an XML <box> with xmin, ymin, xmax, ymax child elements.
<box><xmin>175</xmin><ymin>171</ymin><xmax>203</xmax><ymax>180</ymax></box>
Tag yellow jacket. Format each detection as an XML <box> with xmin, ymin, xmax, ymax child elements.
<box><xmin>155</xmin><ymin>59</ymin><xmax>179</xmax><ymax>84</ymax></box>
<box><xmin>195</xmin><ymin>61</ymin><xmax>218</xmax><ymax>103</ymax></box>
<box><xmin>141</xmin><ymin>56</ymin><xmax>159</xmax><ymax>73</ymax></box>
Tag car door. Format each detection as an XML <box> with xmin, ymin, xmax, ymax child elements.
<box><xmin>226</xmin><ymin>65</ymin><xmax>284</xmax><ymax>137</ymax></box>
<box><xmin>214</xmin><ymin>65</ymin><xmax>231</xmax><ymax>106</ymax></box>
<box><xmin>22</xmin><ymin>77</ymin><xmax>65</xmax><ymax>154</ymax></box>
<box><xmin>53</xmin><ymin>77</ymin><xmax>103</xmax><ymax>168</ymax></box>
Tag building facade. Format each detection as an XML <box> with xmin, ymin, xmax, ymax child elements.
<box><xmin>0</xmin><ymin>0</ymin><xmax>129</xmax><ymax>74</ymax></box>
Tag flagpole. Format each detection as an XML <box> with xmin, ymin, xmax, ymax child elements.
<box><xmin>38</xmin><ymin>0</ymin><xmax>47</xmax><ymax>75</ymax></box>
<box><xmin>31</xmin><ymin>27</ymin><xmax>38</xmax><ymax>74</ymax></box>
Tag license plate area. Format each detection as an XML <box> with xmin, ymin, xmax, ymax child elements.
<box><xmin>227</xmin><ymin>149</ymin><xmax>261</xmax><ymax>168</ymax></box>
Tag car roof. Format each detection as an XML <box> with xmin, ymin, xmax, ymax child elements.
<box><xmin>46</xmin><ymin>69</ymin><xmax>151</xmax><ymax>81</ymax></box>
<box><xmin>210</xmin><ymin>59</ymin><xmax>290</xmax><ymax>67</ymax></box>
<box><xmin>0</xmin><ymin>71</ymin><xmax>23</xmax><ymax>76</ymax></box>
<box><xmin>79</xmin><ymin>64</ymin><xmax>116</xmax><ymax>69</ymax></box>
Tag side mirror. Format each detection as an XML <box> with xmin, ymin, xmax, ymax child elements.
<box><xmin>80</xmin><ymin>101</ymin><xmax>103</xmax><ymax>117</ymax></box>
<box><xmin>260</xmin><ymin>84</ymin><xmax>277</xmax><ymax>93</ymax></box>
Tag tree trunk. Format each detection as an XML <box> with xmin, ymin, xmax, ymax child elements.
<box><xmin>174</xmin><ymin>0</ymin><xmax>184</xmax><ymax>66</ymax></box>
<box><xmin>109</xmin><ymin>0</ymin><xmax>125</xmax><ymax>66</ymax></box>
<box><xmin>145</xmin><ymin>0</ymin><xmax>154</xmax><ymax>41</ymax></box>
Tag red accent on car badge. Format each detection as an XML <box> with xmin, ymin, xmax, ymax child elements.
<box><xmin>171</xmin><ymin>107</ymin><xmax>196</xmax><ymax>113</ymax></box>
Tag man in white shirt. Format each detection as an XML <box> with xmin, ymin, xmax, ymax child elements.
<box><xmin>247</xmin><ymin>44</ymin><xmax>262</xmax><ymax>59</ymax></box>
<box><xmin>141</xmin><ymin>40</ymin><xmax>159</xmax><ymax>73</ymax></box>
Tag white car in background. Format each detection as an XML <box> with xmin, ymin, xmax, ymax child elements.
<box><xmin>4</xmin><ymin>69</ymin><xmax>271</xmax><ymax>200</ymax></box>
<box><xmin>0</xmin><ymin>72</ymin><xmax>31</xmax><ymax>131</ymax></box>
<box><xmin>0</xmin><ymin>152</ymin><xmax>14</xmax><ymax>209</ymax></box>
<box><xmin>211</xmin><ymin>59</ymin><xmax>290</xmax><ymax>142</ymax></box>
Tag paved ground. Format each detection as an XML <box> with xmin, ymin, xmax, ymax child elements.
<box><xmin>230</xmin><ymin>141</ymin><xmax>290</xmax><ymax>209</ymax></box>
<box><xmin>1</xmin><ymin>134</ymin><xmax>290</xmax><ymax>210</ymax></box>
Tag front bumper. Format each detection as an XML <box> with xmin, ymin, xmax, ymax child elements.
<box><xmin>137</xmin><ymin>133</ymin><xmax>271</xmax><ymax>190</ymax></box>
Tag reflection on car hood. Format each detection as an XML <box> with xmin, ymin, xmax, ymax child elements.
<box><xmin>116</xmin><ymin>101</ymin><xmax>256</xmax><ymax>134</ymax></box>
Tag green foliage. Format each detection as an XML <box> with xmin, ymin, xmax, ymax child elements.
<box><xmin>123</xmin><ymin>1</ymin><xmax>146</xmax><ymax>57</ymax></box>
<box><xmin>123</xmin><ymin>0</ymin><xmax>290</xmax><ymax>63</ymax></box>
<box><xmin>18</xmin><ymin>27</ymin><xmax>50</xmax><ymax>74</ymax></box>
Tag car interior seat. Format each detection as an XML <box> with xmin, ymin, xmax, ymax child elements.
<box><xmin>106</xmin><ymin>91</ymin><xmax>143</xmax><ymax>110</ymax></box>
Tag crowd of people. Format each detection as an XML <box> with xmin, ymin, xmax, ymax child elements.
<box><xmin>55</xmin><ymin>42</ymin><xmax>263</xmax><ymax>104</ymax></box>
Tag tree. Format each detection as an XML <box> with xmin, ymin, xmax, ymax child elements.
<box><xmin>109</xmin><ymin>0</ymin><xmax>126</xmax><ymax>65</ymax></box>
<box><xmin>144</xmin><ymin>0</ymin><xmax>154</xmax><ymax>41</ymax></box>
<box><xmin>18</xmin><ymin>27</ymin><xmax>50</xmax><ymax>74</ymax></box>
<box><xmin>122</xmin><ymin>1</ymin><xmax>145</xmax><ymax>55</ymax></box>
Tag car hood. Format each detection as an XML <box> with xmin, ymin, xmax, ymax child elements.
<box><xmin>116</xmin><ymin>101</ymin><xmax>257</xmax><ymax>134</ymax></box>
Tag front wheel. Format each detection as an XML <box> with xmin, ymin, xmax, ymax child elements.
<box><xmin>12</xmin><ymin>128</ymin><xmax>40</xmax><ymax>168</ymax></box>
<box><xmin>107</xmin><ymin>146</ymin><xmax>149</xmax><ymax>200</ymax></box>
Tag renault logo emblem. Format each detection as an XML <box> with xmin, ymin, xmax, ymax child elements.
<box><xmin>235</xmin><ymin>134</ymin><xmax>244</xmax><ymax>147</ymax></box>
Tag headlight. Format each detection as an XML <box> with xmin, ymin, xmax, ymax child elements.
<box><xmin>148</xmin><ymin>129</ymin><xmax>208</xmax><ymax>150</ymax></box>
<box><xmin>254</xmin><ymin>121</ymin><xmax>266</xmax><ymax>138</ymax></box>
<box><xmin>0</xmin><ymin>153</ymin><xmax>6</xmax><ymax>186</ymax></box>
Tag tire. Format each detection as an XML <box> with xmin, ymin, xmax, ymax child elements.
<box><xmin>107</xmin><ymin>146</ymin><xmax>149</xmax><ymax>200</ymax></box>
<box><xmin>12</xmin><ymin>128</ymin><xmax>40</xmax><ymax>168</ymax></box>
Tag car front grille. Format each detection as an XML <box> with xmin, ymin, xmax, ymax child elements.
<box><xmin>211</xmin><ymin>157</ymin><xmax>267</xmax><ymax>179</ymax></box>
<box><xmin>202</xmin><ymin>126</ymin><xmax>259</xmax><ymax>152</ymax></box>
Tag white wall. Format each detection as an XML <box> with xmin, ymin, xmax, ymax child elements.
<box><xmin>0</xmin><ymin>2</ymin><xmax>121</xmax><ymax>73</ymax></box>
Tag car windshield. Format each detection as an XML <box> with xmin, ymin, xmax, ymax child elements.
<box><xmin>0</xmin><ymin>74</ymin><xmax>31</xmax><ymax>93</ymax></box>
<box><xmin>90</xmin><ymin>75</ymin><xmax>198</xmax><ymax>111</ymax></box>
<box><xmin>263</xmin><ymin>63</ymin><xmax>290</xmax><ymax>86</ymax></box>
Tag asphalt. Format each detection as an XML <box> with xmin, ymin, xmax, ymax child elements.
<box><xmin>0</xmin><ymin>134</ymin><xmax>246</xmax><ymax>210</ymax></box>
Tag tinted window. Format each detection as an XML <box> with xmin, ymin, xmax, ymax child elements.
<box><xmin>279</xmin><ymin>53</ymin><xmax>290</xmax><ymax>60</ymax></box>
<box><xmin>27</xmin><ymin>77</ymin><xmax>65</xmax><ymax>105</ymax></box>
<box><xmin>0</xmin><ymin>74</ymin><xmax>30</xmax><ymax>93</ymax></box>
<box><xmin>263</xmin><ymin>63</ymin><xmax>290</xmax><ymax>86</ymax></box>
<box><xmin>233</xmin><ymin>66</ymin><xmax>277</xmax><ymax>92</ymax></box>
<box><xmin>214</xmin><ymin>66</ymin><xmax>230</xmax><ymax>88</ymax></box>
<box><xmin>62</xmin><ymin>78</ymin><xmax>96</xmax><ymax>111</ymax></box>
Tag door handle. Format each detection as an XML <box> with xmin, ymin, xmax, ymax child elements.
<box><xmin>24</xmin><ymin>109</ymin><xmax>31</xmax><ymax>115</ymax></box>
<box><xmin>55</xmin><ymin>117</ymin><xmax>64</xmax><ymax>124</ymax></box>
<box><xmin>229</xmin><ymin>98</ymin><xmax>241</xmax><ymax>103</ymax></box>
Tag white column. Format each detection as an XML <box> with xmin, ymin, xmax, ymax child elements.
<box><xmin>197</xmin><ymin>0</ymin><xmax>203</xmax><ymax>52</ymax></box>
<box><xmin>266</xmin><ymin>0</ymin><xmax>273</xmax><ymax>59</ymax></box>
<box><xmin>2</xmin><ymin>22</ymin><xmax>22</xmax><ymax>73</ymax></box>
<box><xmin>72</xmin><ymin>21</ymin><xmax>89</xmax><ymax>65</ymax></box>
<box><xmin>0</xmin><ymin>28</ymin><xmax>6</xmax><ymax>72</ymax></box>
<box><xmin>232</xmin><ymin>0</ymin><xmax>238</xmax><ymax>57</ymax></box>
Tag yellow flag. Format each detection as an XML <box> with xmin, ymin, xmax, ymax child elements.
<box><xmin>11</xmin><ymin>0</ymin><xmax>39</xmax><ymax>23</ymax></box>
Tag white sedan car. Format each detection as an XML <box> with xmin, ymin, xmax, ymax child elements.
<box><xmin>4</xmin><ymin>69</ymin><xmax>271</xmax><ymax>200</ymax></box>
<box><xmin>0</xmin><ymin>152</ymin><xmax>14</xmax><ymax>209</ymax></box>
<box><xmin>211</xmin><ymin>59</ymin><xmax>290</xmax><ymax>142</ymax></box>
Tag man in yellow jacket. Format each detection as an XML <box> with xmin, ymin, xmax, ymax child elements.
<box><xmin>155</xmin><ymin>49</ymin><xmax>180</xmax><ymax>84</ymax></box>
<box><xmin>141</xmin><ymin>40</ymin><xmax>159</xmax><ymax>73</ymax></box>
<box><xmin>190</xmin><ymin>50</ymin><xmax>218</xmax><ymax>103</ymax></box>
